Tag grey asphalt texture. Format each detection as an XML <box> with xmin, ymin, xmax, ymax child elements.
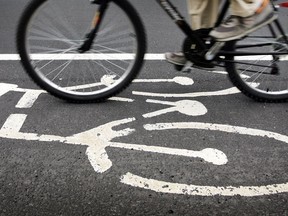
<box><xmin>0</xmin><ymin>0</ymin><xmax>288</xmax><ymax>215</ymax></box>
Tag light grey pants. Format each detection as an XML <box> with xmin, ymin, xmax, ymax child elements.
<box><xmin>187</xmin><ymin>0</ymin><xmax>264</xmax><ymax>29</ymax></box>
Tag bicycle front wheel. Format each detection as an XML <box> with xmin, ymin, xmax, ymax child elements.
<box><xmin>225</xmin><ymin>29</ymin><xmax>288</xmax><ymax>102</ymax></box>
<box><xmin>17</xmin><ymin>0</ymin><xmax>146</xmax><ymax>102</ymax></box>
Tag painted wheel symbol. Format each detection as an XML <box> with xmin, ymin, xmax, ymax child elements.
<box><xmin>0</xmin><ymin>73</ymin><xmax>287</xmax><ymax>197</ymax></box>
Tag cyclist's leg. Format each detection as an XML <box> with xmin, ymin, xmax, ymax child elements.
<box><xmin>187</xmin><ymin>0</ymin><xmax>219</xmax><ymax>30</ymax></box>
<box><xmin>219</xmin><ymin>0</ymin><xmax>288</xmax><ymax>102</ymax></box>
<box><xmin>165</xmin><ymin>0</ymin><xmax>219</xmax><ymax>66</ymax></box>
<box><xmin>210</xmin><ymin>0</ymin><xmax>277</xmax><ymax>41</ymax></box>
<box><xmin>230</xmin><ymin>0</ymin><xmax>264</xmax><ymax>17</ymax></box>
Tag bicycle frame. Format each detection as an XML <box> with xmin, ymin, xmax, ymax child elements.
<box><xmin>17</xmin><ymin>0</ymin><xmax>288</xmax><ymax>102</ymax></box>
<box><xmin>89</xmin><ymin>0</ymin><xmax>287</xmax><ymax>58</ymax></box>
<box><xmin>155</xmin><ymin>0</ymin><xmax>229</xmax><ymax>36</ymax></box>
<box><xmin>155</xmin><ymin>0</ymin><xmax>288</xmax><ymax>57</ymax></box>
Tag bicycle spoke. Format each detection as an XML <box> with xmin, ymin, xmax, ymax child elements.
<box><xmin>226</xmin><ymin>29</ymin><xmax>288</xmax><ymax>101</ymax></box>
<box><xmin>18</xmin><ymin>0</ymin><xmax>145</xmax><ymax>101</ymax></box>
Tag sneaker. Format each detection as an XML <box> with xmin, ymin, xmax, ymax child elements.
<box><xmin>210</xmin><ymin>0</ymin><xmax>277</xmax><ymax>41</ymax></box>
<box><xmin>165</xmin><ymin>52</ymin><xmax>215</xmax><ymax>70</ymax></box>
<box><xmin>165</xmin><ymin>28</ymin><xmax>212</xmax><ymax>66</ymax></box>
<box><xmin>165</xmin><ymin>52</ymin><xmax>187</xmax><ymax>66</ymax></box>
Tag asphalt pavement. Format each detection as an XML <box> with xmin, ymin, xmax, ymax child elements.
<box><xmin>0</xmin><ymin>0</ymin><xmax>288</xmax><ymax>215</ymax></box>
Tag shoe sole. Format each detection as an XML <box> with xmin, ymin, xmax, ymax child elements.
<box><xmin>165</xmin><ymin>55</ymin><xmax>215</xmax><ymax>70</ymax></box>
<box><xmin>216</xmin><ymin>14</ymin><xmax>278</xmax><ymax>42</ymax></box>
<box><xmin>165</xmin><ymin>55</ymin><xmax>186</xmax><ymax>66</ymax></box>
<box><xmin>166</xmin><ymin>59</ymin><xmax>215</xmax><ymax>71</ymax></box>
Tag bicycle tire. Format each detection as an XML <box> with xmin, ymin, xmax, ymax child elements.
<box><xmin>225</xmin><ymin>33</ymin><xmax>288</xmax><ymax>103</ymax></box>
<box><xmin>17</xmin><ymin>0</ymin><xmax>146</xmax><ymax>102</ymax></box>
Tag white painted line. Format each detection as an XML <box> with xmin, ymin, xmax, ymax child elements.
<box><xmin>109</xmin><ymin>97</ymin><xmax>134</xmax><ymax>102</ymax></box>
<box><xmin>144</xmin><ymin>122</ymin><xmax>288</xmax><ymax>144</ymax></box>
<box><xmin>0</xmin><ymin>53</ymin><xmax>286</xmax><ymax>61</ymax></box>
<box><xmin>121</xmin><ymin>172</ymin><xmax>288</xmax><ymax>197</ymax></box>
<box><xmin>281</xmin><ymin>55</ymin><xmax>288</xmax><ymax>61</ymax></box>
<box><xmin>1</xmin><ymin>114</ymin><xmax>27</xmax><ymax>132</ymax></box>
<box><xmin>201</xmin><ymin>71</ymin><xmax>251</xmax><ymax>79</ymax></box>
<box><xmin>0</xmin><ymin>54</ymin><xmax>20</xmax><ymax>61</ymax></box>
<box><xmin>0</xmin><ymin>82</ymin><xmax>133</xmax><ymax>104</ymax></box>
<box><xmin>16</xmin><ymin>90</ymin><xmax>43</xmax><ymax>108</ymax></box>
<box><xmin>110</xmin><ymin>143</ymin><xmax>228</xmax><ymax>165</ymax></box>
<box><xmin>0</xmin><ymin>54</ymin><xmax>165</xmax><ymax>61</ymax></box>
<box><xmin>65</xmin><ymin>83</ymin><xmax>102</xmax><ymax>90</ymax></box>
<box><xmin>133</xmin><ymin>86</ymin><xmax>241</xmax><ymax>98</ymax></box>
<box><xmin>65</xmin><ymin>76</ymin><xmax>194</xmax><ymax>92</ymax></box>
<box><xmin>0</xmin><ymin>83</ymin><xmax>18</xmax><ymax>97</ymax></box>
<box><xmin>134</xmin><ymin>77</ymin><xmax>194</xmax><ymax>86</ymax></box>
<box><xmin>235</xmin><ymin>55</ymin><xmax>273</xmax><ymax>61</ymax></box>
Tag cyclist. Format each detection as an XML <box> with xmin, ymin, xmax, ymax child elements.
<box><xmin>165</xmin><ymin>0</ymin><xmax>276</xmax><ymax>67</ymax></box>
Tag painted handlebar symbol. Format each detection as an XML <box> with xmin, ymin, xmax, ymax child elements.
<box><xmin>0</xmin><ymin>114</ymin><xmax>227</xmax><ymax>173</ymax></box>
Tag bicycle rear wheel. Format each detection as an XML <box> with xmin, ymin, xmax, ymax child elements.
<box><xmin>17</xmin><ymin>0</ymin><xmax>146</xmax><ymax>102</ymax></box>
<box><xmin>225</xmin><ymin>22</ymin><xmax>288</xmax><ymax>102</ymax></box>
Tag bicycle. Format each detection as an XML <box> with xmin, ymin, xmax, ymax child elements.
<box><xmin>16</xmin><ymin>0</ymin><xmax>288</xmax><ymax>102</ymax></box>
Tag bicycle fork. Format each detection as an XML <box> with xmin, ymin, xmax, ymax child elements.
<box><xmin>78</xmin><ymin>0</ymin><xmax>109</xmax><ymax>53</ymax></box>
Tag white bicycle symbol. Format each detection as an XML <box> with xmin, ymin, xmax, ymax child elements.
<box><xmin>0</xmin><ymin>73</ymin><xmax>287</xmax><ymax>197</ymax></box>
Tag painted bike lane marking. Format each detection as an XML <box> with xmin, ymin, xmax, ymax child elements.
<box><xmin>0</xmin><ymin>57</ymin><xmax>287</xmax><ymax>196</ymax></box>
<box><xmin>1</xmin><ymin>113</ymin><xmax>288</xmax><ymax>197</ymax></box>
<box><xmin>0</xmin><ymin>114</ymin><xmax>228</xmax><ymax>171</ymax></box>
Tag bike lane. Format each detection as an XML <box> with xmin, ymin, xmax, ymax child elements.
<box><xmin>1</xmin><ymin>0</ymin><xmax>288</xmax><ymax>215</ymax></box>
<box><xmin>0</xmin><ymin>59</ymin><xmax>288</xmax><ymax>215</ymax></box>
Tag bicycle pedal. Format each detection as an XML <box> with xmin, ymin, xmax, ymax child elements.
<box><xmin>181</xmin><ymin>62</ymin><xmax>193</xmax><ymax>73</ymax></box>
